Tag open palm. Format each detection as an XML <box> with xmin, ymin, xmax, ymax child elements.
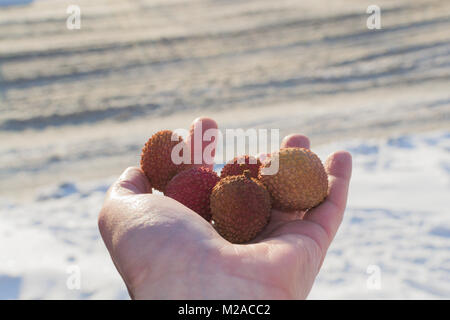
<box><xmin>98</xmin><ymin>117</ymin><xmax>352</xmax><ymax>299</ymax></box>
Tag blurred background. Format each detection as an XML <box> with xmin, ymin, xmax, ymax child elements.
<box><xmin>0</xmin><ymin>0</ymin><xmax>449</xmax><ymax>299</ymax></box>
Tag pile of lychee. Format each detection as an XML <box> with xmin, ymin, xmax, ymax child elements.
<box><xmin>140</xmin><ymin>130</ymin><xmax>328</xmax><ymax>244</ymax></box>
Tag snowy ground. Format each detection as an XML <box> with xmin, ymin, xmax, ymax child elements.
<box><xmin>0</xmin><ymin>130</ymin><xmax>448</xmax><ymax>299</ymax></box>
<box><xmin>310</xmin><ymin>130</ymin><xmax>450</xmax><ymax>299</ymax></box>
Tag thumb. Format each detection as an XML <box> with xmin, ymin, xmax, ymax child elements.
<box><xmin>110</xmin><ymin>167</ymin><xmax>152</xmax><ymax>196</ymax></box>
<box><xmin>185</xmin><ymin>117</ymin><xmax>218</xmax><ymax>170</ymax></box>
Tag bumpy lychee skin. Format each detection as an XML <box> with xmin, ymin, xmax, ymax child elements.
<box><xmin>165</xmin><ymin>167</ymin><xmax>220</xmax><ymax>221</ymax></box>
<box><xmin>210</xmin><ymin>171</ymin><xmax>271</xmax><ymax>244</ymax></box>
<box><xmin>220</xmin><ymin>155</ymin><xmax>262</xmax><ymax>179</ymax></box>
<box><xmin>259</xmin><ymin>148</ymin><xmax>328</xmax><ymax>211</ymax></box>
<box><xmin>140</xmin><ymin>130</ymin><xmax>188</xmax><ymax>192</ymax></box>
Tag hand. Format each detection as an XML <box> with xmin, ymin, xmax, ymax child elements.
<box><xmin>98</xmin><ymin>117</ymin><xmax>352</xmax><ymax>299</ymax></box>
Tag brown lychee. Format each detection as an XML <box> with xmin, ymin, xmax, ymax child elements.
<box><xmin>140</xmin><ymin>130</ymin><xmax>189</xmax><ymax>192</ymax></box>
<box><xmin>259</xmin><ymin>148</ymin><xmax>328</xmax><ymax>211</ymax></box>
<box><xmin>210</xmin><ymin>170</ymin><xmax>271</xmax><ymax>244</ymax></box>
<box><xmin>220</xmin><ymin>155</ymin><xmax>261</xmax><ymax>179</ymax></box>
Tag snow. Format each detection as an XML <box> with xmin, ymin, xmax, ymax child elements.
<box><xmin>0</xmin><ymin>178</ymin><xmax>127</xmax><ymax>299</ymax></box>
<box><xmin>0</xmin><ymin>130</ymin><xmax>448</xmax><ymax>299</ymax></box>
<box><xmin>310</xmin><ymin>131</ymin><xmax>450</xmax><ymax>299</ymax></box>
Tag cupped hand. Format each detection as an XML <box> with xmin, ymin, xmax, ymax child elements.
<box><xmin>98</xmin><ymin>117</ymin><xmax>352</xmax><ymax>299</ymax></box>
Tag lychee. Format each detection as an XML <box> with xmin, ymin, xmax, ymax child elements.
<box><xmin>210</xmin><ymin>170</ymin><xmax>271</xmax><ymax>244</ymax></box>
<box><xmin>220</xmin><ymin>155</ymin><xmax>261</xmax><ymax>179</ymax></box>
<box><xmin>259</xmin><ymin>148</ymin><xmax>328</xmax><ymax>211</ymax></box>
<box><xmin>165</xmin><ymin>167</ymin><xmax>220</xmax><ymax>221</ymax></box>
<box><xmin>140</xmin><ymin>130</ymin><xmax>188</xmax><ymax>192</ymax></box>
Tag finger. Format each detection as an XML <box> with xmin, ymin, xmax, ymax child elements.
<box><xmin>281</xmin><ymin>134</ymin><xmax>310</xmax><ymax>149</ymax></box>
<box><xmin>110</xmin><ymin>167</ymin><xmax>152</xmax><ymax>196</ymax></box>
<box><xmin>99</xmin><ymin>167</ymin><xmax>154</xmax><ymax>265</ymax></box>
<box><xmin>303</xmin><ymin>151</ymin><xmax>352</xmax><ymax>246</ymax></box>
<box><xmin>185</xmin><ymin>117</ymin><xmax>218</xmax><ymax>169</ymax></box>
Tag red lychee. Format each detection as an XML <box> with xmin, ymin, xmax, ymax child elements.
<box><xmin>165</xmin><ymin>166</ymin><xmax>220</xmax><ymax>221</ymax></box>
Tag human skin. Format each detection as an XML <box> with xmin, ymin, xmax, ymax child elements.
<box><xmin>98</xmin><ymin>117</ymin><xmax>352</xmax><ymax>299</ymax></box>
